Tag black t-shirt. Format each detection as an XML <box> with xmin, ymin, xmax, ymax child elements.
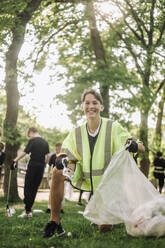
<box><xmin>0</xmin><ymin>152</ymin><xmax>5</xmax><ymax>167</ymax></box>
<box><xmin>48</xmin><ymin>153</ymin><xmax>57</xmax><ymax>168</ymax></box>
<box><xmin>87</xmin><ymin>134</ymin><xmax>99</xmax><ymax>156</ymax></box>
<box><xmin>24</xmin><ymin>137</ymin><xmax>49</xmax><ymax>164</ymax></box>
<box><xmin>86</xmin><ymin>122</ymin><xmax>102</xmax><ymax>156</ymax></box>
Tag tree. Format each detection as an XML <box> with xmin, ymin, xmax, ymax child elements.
<box><xmin>97</xmin><ymin>0</ymin><xmax>165</xmax><ymax>177</ymax></box>
<box><xmin>27</xmin><ymin>2</ymin><xmax>94</xmax><ymax>125</ymax></box>
<box><xmin>0</xmin><ymin>0</ymin><xmax>79</xmax><ymax>200</ymax></box>
<box><xmin>1</xmin><ymin>0</ymin><xmax>43</xmax><ymax>201</ymax></box>
<box><xmin>52</xmin><ymin>2</ymin><xmax>136</xmax><ymax>126</ymax></box>
<box><xmin>85</xmin><ymin>0</ymin><xmax>110</xmax><ymax>117</ymax></box>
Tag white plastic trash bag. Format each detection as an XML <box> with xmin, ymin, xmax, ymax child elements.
<box><xmin>126</xmin><ymin>196</ymin><xmax>165</xmax><ymax>237</ymax></box>
<box><xmin>84</xmin><ymin>146</ymin><xmax>165</xmax><ymax>237</ymax></box>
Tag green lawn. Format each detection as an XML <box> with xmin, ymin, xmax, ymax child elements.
<box><xmin>0</xmin><ymin>198</ymin><xmax>165</xmax><ymax>248</ymax></box>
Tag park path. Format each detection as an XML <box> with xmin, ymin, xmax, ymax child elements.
<box><xmin>0</xmin><ymin>180</ymin><xmax>90</xmax><ymax>210</ymax></box>
<box><xmin>17</xmin><ymin>181</ymin><xmax>90</xmax><ymax>202</ymax></box>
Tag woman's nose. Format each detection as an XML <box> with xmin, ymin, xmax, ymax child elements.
<box><xmin>88</xmin><ymin>103</ymin><xmax>94</xmax><ymax>108</ymax></box>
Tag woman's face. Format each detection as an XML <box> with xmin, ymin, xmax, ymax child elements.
<box><xmin>82</xmin><ymin>93</ymin><xmax>104</xmax><ymax>120</ymax></box>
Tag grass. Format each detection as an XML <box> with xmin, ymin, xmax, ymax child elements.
<box><xmin>0</xmin><ymin>198</ymin><xmax>165</xmax><ymax>248</ymax></box>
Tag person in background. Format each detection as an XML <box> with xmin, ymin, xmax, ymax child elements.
<box><xmin>46</xmin><ymin>142</ymin><xmax>64</xmax><ymax>214</ymax></box>
<box><xmin>43</xmin><ymin>88</ymin><xmax>145</xmax><ymax>238</ymax></box>
<box><xmin>153</xmin><ymin>151</ymin><xmax>165</xmax><ymax>194</ymax></box>
<box><xmin>13</xmin><ymin>127</ymin><xmax>49</xmax><ymax>217</ymax></box>
<box><xmin>0</xmin><ymin>142</ymin><xmax>5</xmax><ymax>181</ymax></box>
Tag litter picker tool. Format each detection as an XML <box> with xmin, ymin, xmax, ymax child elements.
<box><xmin>56</xmin><ymin>153</ymin><xmax>74</xmax><ymax>181</ymax></box>
<box><xmin>5</xmin><ymin>161</ymin><xmax>17</xmax><ymax>217</ymax></box>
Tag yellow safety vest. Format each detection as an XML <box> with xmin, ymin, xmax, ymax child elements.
<box><xmin>62</xmin><ymin>118</ymin><xmax>130</xmax><ymax>192</ymax></box>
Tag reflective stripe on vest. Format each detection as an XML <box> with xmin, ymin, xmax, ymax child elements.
<box><xmin>75</xmin><ymin>127</ymin><xmax>83</xmax><ymax>159</ymax></box>
<box><xmin>75</xmin><ymin>178</ymin><xmax>84</xmax><ymax>189</ymax></box>
<box><xmin>75</xmin><ymin>120</ymin><xmax>113</xmax><ymax>178</ymax></box>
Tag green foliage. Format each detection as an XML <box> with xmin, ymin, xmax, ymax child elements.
<box><xmin>0</xmin><ymin>94</ymin><xmax>68</xmax><ymax>150</ymax></box>
<box><xmin>3</xmin><ymin>124</ymin><xmax>22</xmax><ymax>148</ymax></box>
<box><xmin>53</xmin><ymin>13</ymin><xmax>141</xmax><ymax>125</ymax></box>
<box><xmin>38</xmin><ymin>126</ymin><xmax>68</xmax><ymax>151</ymax></box>
<box><xmin>49</xmin><ymin>0</ymin><xmax>165</xmax><ymax>149</ymax></box>
<box><xmin>16</xmin><ymin>106</ymin><xmax>68</xmax><ymax>151</ymax></box>
<box><xmin>33</xmin><ymin>52</ymin><xmax>47</xmax><ymax>72</ymax></box>
<box><xmin>0</xmin><ymin>0</ymin><xmax>164</xmax><ymax>157</ymax></box>
<box><xmin>0</xmin><ymin>0</ymin><xmax>30</xmax><ymax>44</ymax></box>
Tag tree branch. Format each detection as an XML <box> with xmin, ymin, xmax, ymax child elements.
<box><xmin>151</xmin><ymin>78</ymin><xmax>165</xmax><ymax>105</ymax></box>
<box><xmin>123</xmin><ymin>0</ymin><xmax>149</xmax><ymax>36</ymax></box>
<box><xmin>148</xmin><ymin>0</ymin><xmax>156</xmax><ymax>47</ymax></box>
<box><xmin>154</xmin><ymin>49</ymin><xmax>165</xmax><ymax>59</ymax></box>
<box><xmin>33</xmin><ymin>20</ymin><xmax>79</xmax><ymax>70</ymax></box>
<box><xmin>17</xmin><ymin>0</ymin><xmax>42</xmax><ymax>25</ymax></box>
<box><xmin>113</xmin><ymin>0</ymin><xmax>147</xmax><ymax>48</ymax></box>
<box><xmin>96</xmin><ymin>9</ymin><xmax>144</xmax><ymax>76</ymax></box>
<box><xmin>155</xmin><ymin>20</ymin><xmax>165</xmax><ymax>47</ymax></box>
<box><xmin>156</xmin><ymin>78</ymin><xmax>165</xmax><ymax>95</ymax></box>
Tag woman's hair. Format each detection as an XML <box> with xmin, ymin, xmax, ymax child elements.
<box><xmin>81</xmin><ymin>88</ymin><xmax>103</xmax><ymax>104</ymax></box>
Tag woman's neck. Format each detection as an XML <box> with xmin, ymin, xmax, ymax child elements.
<box><xmin>87</xmin><ymin>117</ymin><xmax>101</xmax><ymax>134</ymax></box>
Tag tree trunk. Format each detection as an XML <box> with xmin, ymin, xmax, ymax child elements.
<box><xmin>3</xmin><ymin>0</ymin><xmax>42</xmax><ymax>201</ymax></box>
<box><xmin>138</xmin><ymin>46</ymin><xmax>153</xmax><ymax>178</ymax></box>
<box><xmin>139</xmin><ymin>111</ymin><xmax>150</xmax><ymax>178</ymax></box>
<box><xmin>85</xmin><ymin>0</ymin><xmax>109</xmax><ymax>117</ymax></box>
<box><xmin>154</xmin><ymin>85</ymin><xmax>165</xmax><ymax>150</ymax></box>
<box><xmin>3</xmin><ymin>24</ymin><xmax>26</xmax><ymax>201</ymax></box>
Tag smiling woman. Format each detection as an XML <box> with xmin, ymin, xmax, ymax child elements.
<box><xmin>81</xmin><ymin>89</ymin><xmax>104</xmax><ymax>130</ymax></box>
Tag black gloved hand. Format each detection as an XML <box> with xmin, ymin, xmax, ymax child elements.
<box><xmin>55</xmin><ymin>154</ymin><xmax>68</xmax><ymax>170</ymax></box>
<box><xmin>126</xmin><ymin>140</ymin><xmax>138</xmax><ymax>153</ymax></box>
<box><xmin>10</xmin><ymin>161</ymin><xmax>17</xmax><ymax>170</ymax></box>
